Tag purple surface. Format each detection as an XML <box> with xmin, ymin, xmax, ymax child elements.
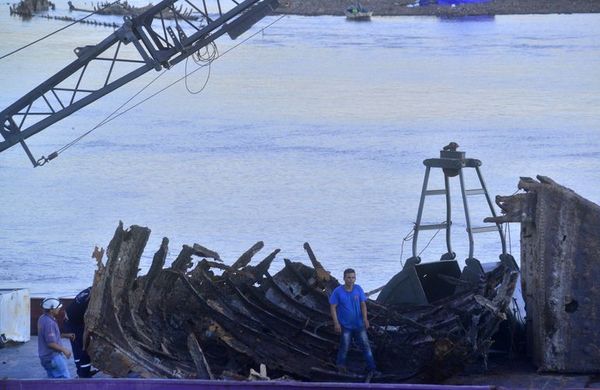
<box><xmin>436</xmin><ymin>0</ymin><xmax>491</xmax><ymax>4</ymax></box>
<box><xmin>0</xmin><ymin>379</ymin><xmax>494</xmax><ymax>390</ymax></box>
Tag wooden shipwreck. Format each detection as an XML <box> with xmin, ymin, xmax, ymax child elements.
<box><xmin>84</xmin><ymin>144</ymin><xmax>520</xmax><ymax>382</ymax></box>
<box><xmin>9</xmin><ymin>0</ymin><xmax>54</xmax><ymax>17</ymax></box>
<box><xmin>85</xmin><ymin>223</ymin><xmax>518</xmax><ymax>382</ymax></box>
<box><xmin>67</xmin><ymin>1</ymin><xmax>199</xmax><ymax>20</ymax></box>
<box><xmin>486</xmin><ymin>176</ymin><xmax>600</xmax><ymax>373</ymax></box>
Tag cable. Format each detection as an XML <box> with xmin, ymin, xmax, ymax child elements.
<box><xmin>0</xmin><ymin>1</ymin><xmax>121</xmax><ymax>61</ymax></box>
<box><xmin>398</xmin><ymin>227</ymin><xmax>415</xmax><ymax>268</ymax></box>
<box><xmin>52</xmin><ymin>69</ymin><xmax>168</xmax><ymax>157</ymax></box>
<box><xmin>41</xmin><ymin>14</ymin><xmax>286</xmax><ymax>162</ymax></box>
<box><xmin>184</xmin><ymin>42</ymin><xmax>218</xmax><ymax>94</ymax></box>
<box><xmin>418</xmin><ymin>225</ymin><xmax>443</xmax><ymax>257</ymax></box>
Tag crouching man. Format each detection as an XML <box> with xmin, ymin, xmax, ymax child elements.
<box><xmin>38</xmin><ymin>297</ymin><xmax>74</xmax><ymax>378</ymax></box>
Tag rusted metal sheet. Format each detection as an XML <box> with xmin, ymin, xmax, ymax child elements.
<box><xmin>487</xmin><ymin>176</ymin><xmax>600</xmax><ymax>373</ymax></box>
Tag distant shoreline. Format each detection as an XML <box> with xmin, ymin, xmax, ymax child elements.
<box><xmin>273</xmin><ymin>0</ymin><xmax>600</xmax><ymax>17</ymax></box>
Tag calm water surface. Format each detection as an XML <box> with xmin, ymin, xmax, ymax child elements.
<box><xmin>1</xmin><ymin>2</ymin><xmax>599</xmax><ymax>296</ymax></box>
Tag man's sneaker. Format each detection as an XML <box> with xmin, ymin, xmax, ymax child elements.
<box><xmin>78</xmin><ymin>368</ymin><xmax>100</xmax><ymax>378</ymax></box>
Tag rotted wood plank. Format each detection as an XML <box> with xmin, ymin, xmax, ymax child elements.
<box><xmin>187</xmin><ymin>333</ymin><xmax>214</xmax><ymax>379</ymax></box>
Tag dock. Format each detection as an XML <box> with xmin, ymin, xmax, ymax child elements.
<box><xmin>2</xmin><ymin>337</ymin><xmax>599</xmax><ymax>389</ymax></box>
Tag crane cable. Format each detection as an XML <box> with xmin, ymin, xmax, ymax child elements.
<box><xmin>37</xmin><ymin>14</ymin><xmax>287</xmax><ymax>165</ymax></box>
<box><xmin>0</xmin><ymin>0</ymin><xmax>122</xmax><ymax>61</ymax></box>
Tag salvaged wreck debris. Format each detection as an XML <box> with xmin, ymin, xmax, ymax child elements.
<box><xmin>486</xmin><ymin>176</ymin><xmax>600</xmax><ymax>373</ymax></box>
<box><xmin>9</xmin><ymin>0</ymin><xmax>54</xmax><ymax>17</ymax></box>
<box><xmin>67</xmin><ymin>0</ymin><xmax>199</xmax><ymax>20</ymax></box>
<box><xmin>85</xmin><ymin>221</ymin><xmax>518</xmax><ymax>382</ymax></box>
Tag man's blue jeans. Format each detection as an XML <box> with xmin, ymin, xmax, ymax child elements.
<box><xmin>336</xmin><ymin>327</ymin><xmax>376</xmax><ymax>371</ymax></box>
<box><xmin>40</xmin><ymin>353</ymin><xmax>71</xmax><ymax>378</ymax></box>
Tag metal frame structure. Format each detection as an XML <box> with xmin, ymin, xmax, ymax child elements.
<box><xmin>377</xmin><ymin>144</ymin><xmax>517</xmax><ymax>306</ymax></box>
<box><xmin>0</xmin><ymin>0</ymin><xmax>279</xmax><ymax>166</ymax></box>
<box><xmin>412</xmin><ymin>145</ymin><xmax>507</xmax><ymax>261</ymax></box>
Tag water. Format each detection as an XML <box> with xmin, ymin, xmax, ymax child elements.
<box><xmin>1</xmin><ymin>3</ymin><xmax>599</xmax><ymax>297</ymax></box>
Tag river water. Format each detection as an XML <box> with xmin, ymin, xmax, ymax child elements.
<box><xmin>0</xmin><ymin>2</ymin><xmax>599</xmax><ymax>297</ymax></box>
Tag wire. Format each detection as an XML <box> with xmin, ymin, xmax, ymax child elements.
<box><xmin>42</xmin><ymin>14</ymin><xmax>286</xmax><ymax>162</ymax></box>
<box><xmin>398</xmin><ymin>227</ymin><xmax>415</xmax><ymax>268</ymax></box>
<box><xmin>0</xmin><ymin>1</ymin><xmax>121</xmax><ymax>61</ymax></box>
<box><xmin>417</xmin><ymin>225</ymin><xmax>443</xmax><ymax>257</ymax></box>
<box><xmin>399</xmin><ymin>221</ymin><xmax>445</xmax><ymax>264</ymax></box>
<box><xmin>53</xmin><ymin>69</ymin><xmax>168</xmax><ymax>156</ymax></box>
<box><xmin>184</xmin><ymin>42</ymin><xmax>218</xmax><ymax>94</ymax></box>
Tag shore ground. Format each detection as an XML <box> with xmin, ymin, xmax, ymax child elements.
<box><xmin>274</xmin><ymin>0</ymin><xmax>600</xmax><ymax>17</ymax></box>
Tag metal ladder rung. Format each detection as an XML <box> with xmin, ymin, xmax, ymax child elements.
<box><xmin>465</xmin><ymin>189</ymin><xmax>485</xmax><ymax>196</ymax></box>
<box><xmin>417</xmin><ymin>223</ymin><xmax>449</xmax><ymax>231</ymax></box>
<box><xmin>470</xmin><ymin>226</ymin><xmax>498</xmax><ymax>233</ymax></box>
<box><xmin>424</xmin><ymin>189</ymin><xmax>447</xmax><ymax>196</ymax></box>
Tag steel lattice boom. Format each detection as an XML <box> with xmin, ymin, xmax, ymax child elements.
<box><xmin>0</xmin><ymin>0</ymin><xmax>278</xmax><ymax>166</ymax></box>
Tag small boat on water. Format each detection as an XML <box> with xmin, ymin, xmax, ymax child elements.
<box><xmin>345</xmin><ymin>2</ymin><xmax>372</xmax><ymax>20</ymax></box>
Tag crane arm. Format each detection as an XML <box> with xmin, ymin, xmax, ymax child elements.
<box><xmin>0</xmin><ymin>0</ymin><xmax>278</xmax><ymax>166</ymax></box>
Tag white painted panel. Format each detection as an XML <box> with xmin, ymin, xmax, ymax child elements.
<box><xmin>0</xmin><ymin>288</ymin><xmax>31</xmax><ymax>342</ymax></box>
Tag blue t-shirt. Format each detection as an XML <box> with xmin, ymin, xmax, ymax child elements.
<box><xmin>329</xmin><ymin>284</ymin><xmax>367</xmax><ymax>330</ymax></box>
<box><xmin>37</xmin><ymin>313</ymin><xmax>61</xmax><ymax>359</ymax></box>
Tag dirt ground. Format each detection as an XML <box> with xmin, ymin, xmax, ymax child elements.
<box><xmin>274</xmin><ymin>0</ymin><xmax>600</xmax><ymax>17</ymax></box>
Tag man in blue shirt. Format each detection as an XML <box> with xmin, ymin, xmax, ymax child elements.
<box><xmin>329</xmin><ymin>268</ymin><xmax>377</xmax><ymax>374</ymax></box>
<box><xmin>37</xmin><ymin>297</ymin><xmax>75</xmax><ymax>378</ymax></box>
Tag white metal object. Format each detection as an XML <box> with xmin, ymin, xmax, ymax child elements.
<box><xmin>0</xmin><ymin>288</ymin><xmax>31</xmax><ymax>342</ymax></box>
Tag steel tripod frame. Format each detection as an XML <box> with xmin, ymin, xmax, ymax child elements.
<box><xmin>411</xmin><ymin>146</ymin><xmax>507</xmax><ymax>261</ymax></box>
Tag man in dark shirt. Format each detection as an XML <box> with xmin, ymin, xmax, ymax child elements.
<box><xmin>64</xmin><ymin>287</ymin><xmax>98</xmax><ymax>378</ymax></box>
<box><xmin>38</xmin><ymin>297</ymin><xmax>74</xmax><ymax>378</ymax></box>
<box><xmin>329</xmin><ymin>268</ymin><xmax>377</xmax><ymax>375</ymax></box>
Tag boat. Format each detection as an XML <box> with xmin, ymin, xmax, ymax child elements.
<box><xmin>345</xmin><ymin>2</ymin><xmax>372</xmax><ymax>20</ymax></box>
<box><xmin>82</xmin><ymin>144</ymin><xmax>519</xmax><ymax>382</ymax></box>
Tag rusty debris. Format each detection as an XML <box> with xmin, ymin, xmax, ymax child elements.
<box><xmin>486</xmin><ymin>176</ymin><xmax>600</xmax><ymax>373</ymax></box>
<box><xmin>84</xmin><ymin>222</ymin><xmax>518</xmax><ymax>382</ymax></box>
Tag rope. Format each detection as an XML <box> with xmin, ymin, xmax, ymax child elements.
<box><xmin>0</xmin><ymin>1</ymin><xmax>121</xmax><ymax>61</ymax></box>
<box><xmin>38</xmin><ymin>14</ymin><xmax>286</xmax><ymax>164</ymax></box>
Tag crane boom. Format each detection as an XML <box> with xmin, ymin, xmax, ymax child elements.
<box><xmin>0</xmin><ymin>0</ymin><xmax>279</xmax><ymax>166</ymax></box>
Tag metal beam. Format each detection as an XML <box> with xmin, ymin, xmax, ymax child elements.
<box><xmin>0</xmin><ymin>0</ymin><xmax>279</xmax><ymax>166</ymax></box>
